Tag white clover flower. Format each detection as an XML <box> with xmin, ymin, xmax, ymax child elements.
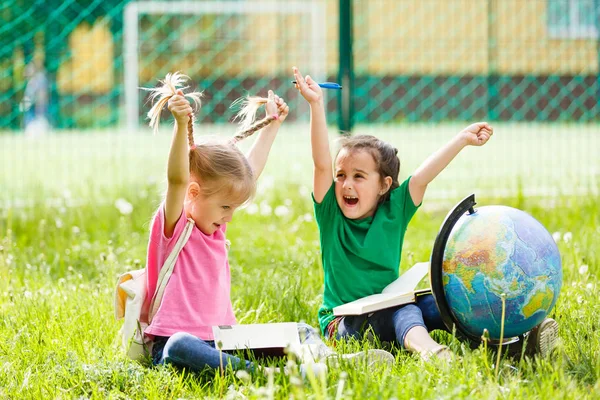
<box><xmin>274</xmin><ymin>205</ymin><xmax>290</xmax><ymax>217</ymax></box>
<box><xmin>72</xmin><ymin>226</ymin><xmax>80</xmax><ymax>235</ymax></box>
<box><xmin>115</xmin><ymin>198</ymin><xmax>133</xmax><ymax>215</ymax></box>
<box><xmin>260</xmin><ymin>202</ymin><xmax>272</xmax><ymax>216</ymax></box>
<box><xmin>299</xmin><ymin>185</ymin><xmax>310</xmax><ymax>197</ymax></box>
<box><xmin>245</xmin><ymin>203</ymin><xmax>259</xmax><ymax>215</ymax></box>
<box><xmin>235</xmin><ymin>370</ymin><xmax>250</xmax><ymax>382</ymax></box>
<box><xmin>55</xmin><ymin>218</ymin><xmax>63</xmax><ymax>228</ymax></box>
<box><xmin>552</xmin><ymin>232</ymin><xmax>561</xmax><ymax>243</ymax></box>
<box><xmin>579</xmin><ymin>264</ymin><xmax>589</xmax><ymax>275</ymax></box>
<box><xmin>24</xmin><ymin>291</ymin><xmax>32</xmax><ymax>299</ymax></box>
<box><xmin>563</xmin><ymin>232</ymin><xmax>572</xmax><ymax>243</ymax></box>
<box><xmin>284</xmin><ymin>198</ymin><xmax>292</xmax><ymax>206</ymax></box>
<box><xmin>303</xmin><ymin>213</ymin><xmax>313</xmax><ymax>222</ymax></box>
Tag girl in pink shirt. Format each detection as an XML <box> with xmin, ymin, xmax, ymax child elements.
<box><xmin>143</xmin><ymin>72</ymin><xmax>290</xmax><ymax>372</ymax></box>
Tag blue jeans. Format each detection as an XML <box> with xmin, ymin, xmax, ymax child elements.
<box><xmin>329</xmin><ymin>294</ymin><xmax>448</xmax><ymax>348</ymax></box>
<box><xmin>152</xmin><ymin>323</ymin><xmax>328</xmax><ymax>372</ymax></box>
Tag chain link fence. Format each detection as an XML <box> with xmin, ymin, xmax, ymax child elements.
<box><xmin>1</xmin><ymin>0</ymin><xmax>599</xmax><ymax>130</ymax></box>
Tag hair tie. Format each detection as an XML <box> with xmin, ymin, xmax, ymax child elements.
<box><xmin>190</xmin><ymin>144</ymin><xmax>197</xmax><ymax>150</ymax></box>
<box><xmin>271</xmin><ymin>114</ymin><xmax>279</xmax><ymax>120</ymax></box>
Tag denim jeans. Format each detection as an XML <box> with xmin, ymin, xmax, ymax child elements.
<box><xmin>330</xmin><ymin>294</ymin><xmax>448</xmax><ymax>348</ymax></box>
<box><xmin>152</xmin><ymin>323</ymin><xmax>331</xmax><ymax>372</ymax></box>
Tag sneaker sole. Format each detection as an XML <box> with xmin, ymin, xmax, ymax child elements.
<box><xmin>537</xmin><ymin>318</ymin><xmax>559</xmax><ymax>357</ymax></box>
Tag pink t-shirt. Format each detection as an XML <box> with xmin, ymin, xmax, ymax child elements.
<box><xmin>144</xmin><ymin>205</ymin><xmax>236</xmax><ymax>340</ymax></box>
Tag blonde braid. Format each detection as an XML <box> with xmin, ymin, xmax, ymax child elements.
<box><xmin>230</xmin><ymin>95</ymin><xmax>277</xmax><ymax>144</ymax></box>
<box><xmin>231</xmin><ymin>115</ymin><xmax>277</xmax><ymax>143</ymax></box>
<box><xmin>187</xmin><ymin>113</ymin><xmax>195</xmax><ymax>148</ymax></box>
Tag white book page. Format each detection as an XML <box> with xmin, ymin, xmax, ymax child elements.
<box><xmin>333</xmin><ymin>291</ymin><xmax>415</xmax><ymax>315</ymax></box>
<box><xmin>382</xmin><ymin>262</ymin><xmax>430</xmax><ymax>294</ymax></box>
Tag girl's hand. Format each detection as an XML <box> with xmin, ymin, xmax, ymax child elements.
<box><xmin>459</xmin><ymin>122</ymin><xmax>493</xmax><ymax>147</ymax></box>
<box><xmin>293</xmin><ymin>66</ymin><xmax>323</xmax><ymax>105</ymax></box>
<box><xmin>265</xmin><ymin>90</ymin><xmax>289</xmax><ymax>123</ymax></box>
<box><xmin>167</xmin><ymin>89</ymin><xmax>194</xmax><ymax>125</ymax></box>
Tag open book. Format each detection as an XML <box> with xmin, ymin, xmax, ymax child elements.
<box><xmin>333</xmin><ymin>262</ymin><xmax>431</xmax><ymax>316</ymax></box>
<box><xmin>212</xmin><ymin>322</ymin><xmax>300</xmax><ymax>358</ymax></box>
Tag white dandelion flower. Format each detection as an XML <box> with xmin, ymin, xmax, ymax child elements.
<box><xmin>235</xmin><ymin>370</ymin><xmax>250</xmax><ymax>382</ymax></box>
<box><xmin>299</xmin><ymin>185</ymin><xmax>310</xmax><ymax>197</ymax></box>
<box><xmin>115</xmin><ymin>198</ymin><xmax>133</xmax><ymax>215</ymax></box>
<box><xmin>579</xmin><ymin>264</ymin><xmax>589</xmax><ymax>275</ymax></box>
<box><xmin>245</xmin><ymin>203</ymin><xmax>259</xmax><ymax>215</ymax></box>
<box><xmin>260</xmin><ymin>202</ymin><xmax>272</xmax><ymax>216</ymax></box>
<box><xmin>274</xmin><ymin>205</ymin><xmax>290</xmax><ymax>217</ymax></box>
<box><xmin>552</xmin><ymin>232</ymin><xmax>561</xmax><ymax>243</ymax></box>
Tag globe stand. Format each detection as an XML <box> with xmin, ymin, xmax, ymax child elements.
<box><xmin>429</xmin><ymin>194</ymin><xmax>520</xmax><ymax>346</ymax></box>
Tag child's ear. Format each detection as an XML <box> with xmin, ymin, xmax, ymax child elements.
<box><xmin>187</xmin><ymin>182</ymin><xmax>201</xmax><ymax>200</ymax></box>
<box><xmin>380</xmin><ymin>176</ymin><xmax>393</xmax><ymax>195</ymax></box>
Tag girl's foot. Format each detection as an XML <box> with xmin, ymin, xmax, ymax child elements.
<box><xmin>421</xmin><ymin>345</ymin><xmax>453</xmax><ymax>362</ymax></box>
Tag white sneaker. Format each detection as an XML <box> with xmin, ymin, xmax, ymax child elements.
<box><xmin>530</xmin><ymin>318</ymin><xmax>559</xmax><ymax>358</ymax></box>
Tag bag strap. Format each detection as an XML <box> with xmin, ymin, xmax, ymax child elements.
<box><xmin>148</xmin><ymin>218</ymin><xmax>195</xmax><ymax>323</ymax></box>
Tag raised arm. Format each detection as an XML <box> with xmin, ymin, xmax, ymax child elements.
<box><xmin>409</xmin><ymin>122</ymin><xmax>493</xmax><ymax>206</ymax></box>
<box><xmin>163</xmin><ymin>90</ymin><xmax>194</xmax><ymax>237</ymax></box>
<box><xmin>293</xmin><ymin>66</ymin><xmax>332</xmax><ymax>202</ymax></box>
<box><xmin>245</xmin><ymin>90</ymin><xmax>289</xmax><ymax>180</ymax></box>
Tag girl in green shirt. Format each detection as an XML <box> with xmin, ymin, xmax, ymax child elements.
<box><xmin>293</xmin><ymin>67</ymin><xmax>558</xmax><ymax>361</ymax></box>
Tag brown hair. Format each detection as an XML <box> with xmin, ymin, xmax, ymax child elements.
<box><xmin>337</xmin><ymin>135</ymin><xmax>400</xmax><ymax>204</ymax></box>
<box><xmin>145</xmin><ymin>72</ymin><xmax>277</xmax><ymax>204</ymax></box>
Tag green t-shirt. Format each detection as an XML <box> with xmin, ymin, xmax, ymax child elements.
<box><xmin>313</xmin><ymin>176</ymin><xmax>420</xmax><ymax>334</ymax></box>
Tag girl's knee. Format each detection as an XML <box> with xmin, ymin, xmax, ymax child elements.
<box><xmin>164</xmin><ymin>332</ymin><xmax>197</xmax><ymax>359</ymax></box>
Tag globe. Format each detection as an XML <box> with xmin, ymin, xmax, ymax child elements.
<box><xmin>431</xmin><ymin>199</ymin><xmax>562</xmax><ymax>341</ymax></box>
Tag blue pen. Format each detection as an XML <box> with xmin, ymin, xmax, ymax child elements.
<box><xmin>291</xmin><ymin>81</ymin><xmax>342</xmax><ymax>90</ymax></box>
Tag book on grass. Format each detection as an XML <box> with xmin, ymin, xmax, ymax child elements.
<box><xmin>333</xmin><ymin>262</ymin><xmax>431</xmax><ymax>316</ymax></box>
<box><xmin>212</xmin><ymin>322</ymin><xmax>300</xmax><ymax>358</ymax></box>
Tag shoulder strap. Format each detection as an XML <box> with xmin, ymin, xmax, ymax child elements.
<box><xmin>148</xmin><ymin>218</ymin><xmax>195</xmax><ymax>323</ymax></box>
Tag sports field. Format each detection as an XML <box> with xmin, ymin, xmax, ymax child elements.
<box><xmin>0</xmin><ymin>123</ymin><xmax>598</xmax><ymax>398</ymax></box>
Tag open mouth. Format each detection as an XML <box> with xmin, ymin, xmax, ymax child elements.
<box><xmin>343</xmin><ymin>195</ymin><xmax>358</xmax><ymax>206</ymax></box>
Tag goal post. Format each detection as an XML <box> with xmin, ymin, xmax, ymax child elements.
<box><xmin>124</xmin><ymin>1</ymin><xmax>327</xmax><ymax>132</ymax></box>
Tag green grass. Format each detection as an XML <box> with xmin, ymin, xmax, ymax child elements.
<box><xmin>0</xmin><ymin>125</ymin><xmax>599</xmax><ymax>398</ymax></box>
